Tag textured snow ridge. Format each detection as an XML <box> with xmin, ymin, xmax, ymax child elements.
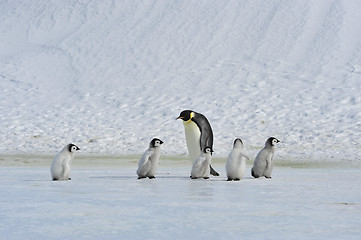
<box><xmin>1</xmin><ymin>1</ymin><xmax>360</xmax><ymax>161</ymax></box>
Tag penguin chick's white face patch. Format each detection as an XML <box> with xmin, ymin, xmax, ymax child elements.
<box><xmin>204</xmin><ymin>147</ymin><xmax>212</xmax><ymax>154</ymax></box>
<box><xmin>154</xmin><ymin>140</ymin><xmax>162</xmax><ymax>147</ymax></box>
<box><xmin>272</xmin><ymin>139</ymin><xmax>280</xmax><ymax>146</ymax></box>
<box><xmin>71</xmin><ymin>146</ymin><xmax>78</xmax><ymax>152</ymax></box>
<box><xmin>68</xmin><ymin>144</ymin><xmax>80</xmax><ymax>153</ymax></box>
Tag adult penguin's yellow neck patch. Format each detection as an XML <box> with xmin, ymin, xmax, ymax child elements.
<box><xmin>185</xmin><ymin>111</ymin><xmax>195</xmax><ymax>123</ymax></box>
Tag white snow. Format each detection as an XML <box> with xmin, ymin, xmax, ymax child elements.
<box><xmin>1</xmin><ymin>1</ymin><xmax>360</xmax><ymax>161</ymax></box>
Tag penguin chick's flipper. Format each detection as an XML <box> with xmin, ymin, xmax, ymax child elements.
<box><xmin>210</xmin><ymin>165</ymin><xmax>219</xmax><ymax>176</ymax></box>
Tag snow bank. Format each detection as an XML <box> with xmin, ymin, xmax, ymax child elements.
<box><xmin>1</xmin><ymin>1</ymin><xmax>360</xmax><ymax>161</ymax></box>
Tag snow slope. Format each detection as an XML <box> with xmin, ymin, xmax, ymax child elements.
<box><xmin>1</xmin><ymin>0</ymin><xmax>360</xmax><ymax>161</ymax></box>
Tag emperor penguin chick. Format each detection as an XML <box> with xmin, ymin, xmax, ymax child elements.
<box><xmin>51</xmin><ymin>143</ymin><xmax>80</xmax><ymax>181</ymax></box>
<box><xmin>191</xmin><ymin>147</ymin><xmax>213</xmax><ymax>179</ymax></box>
<box><xmin>251</xmin><ymin>137</ymin><xmax>280</xmax><ymax>178</ymax></box>
<box><xmin>137</xmin><ymin>138</ymin><xmax>163</xmax><ymax>179</ymax></box>
<box><xmin>176</xmin><ymin>110</ymin><xmax>219</xmax><ymax>176</ymax></box>
<box><xmin>225</xmin><ymin>138</ymin><xmax>251</xmax><ymax>181</ymax></box>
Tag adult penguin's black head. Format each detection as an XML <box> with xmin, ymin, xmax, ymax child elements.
<box><xmin>176</xmin><ymin>110</ymin><xmax>194</xmax><ymax>122</ymax></box>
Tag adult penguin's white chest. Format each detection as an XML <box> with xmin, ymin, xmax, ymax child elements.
<box><xmin>183</xmin><ymin>121</ymin><xmax>201</xmax><ymax>161</ymax></box>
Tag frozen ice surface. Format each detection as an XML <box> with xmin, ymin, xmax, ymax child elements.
<box><xmin>1</xmin><ymin>156</ymin><xmax>360</xmax><ymax>240</ymax></box>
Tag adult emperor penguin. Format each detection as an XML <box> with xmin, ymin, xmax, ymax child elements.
<box><xmin>176</xmin><ymin>110</ymin><xmax>219</xmax><ymax>176</ymax></box>
<box><xmin>225</xmin><ymin>138</ymin><xmax>251</xmax><ymax>181</ymax></box>
<box><xmin>50</xmin><ymin>143</ymin><xmax>80</xmax><ymax>181</ymax></box>
<box><xmin>137</xmin><ymin>138</ymin><xmax>164</xmax><ymax>179</ymax></box>
<box><xmin>191</xmin><ymin>147</ymin><xmax>213</xmax><ymax>179</ymax></box>
<box><xmin>251</xmin><ymin>137</ymin><xmax>280</xmax><ymax>178</ymax></box>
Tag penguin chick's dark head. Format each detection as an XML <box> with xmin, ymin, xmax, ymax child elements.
<box><xmin>68</xmin><ymin>143</ymin><xmax>80</xmax><ymax>152</ymax></box>
<box><xmin>266</xmin><ymin>137</ymin><xmax>280</xmax><ymax>147</ymax></box>
<box><xmin>203</xmin><ymin>147</ymin><xmax>213</xmax><ymax>154</ymax></box>
<box><xmin>176</xmin><ymin>110</ymin><xmax>194</xmax><ymax>122</ymax></box>
<box><xmin>150</xmin><ymin>138</ymin><xmax>164</xmax><ymax>148</ymax></box>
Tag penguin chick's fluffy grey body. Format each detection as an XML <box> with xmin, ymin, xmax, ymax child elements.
<box><xmin>191</xmin><ymin>147</ymin><xmax>212</xmax><ymax>179</ymax></box>
<box><xmin>51</xmin><ymin>144</ymin><xmax>80</xmax><ymax>181</ymax></box>
<box><xmin>225</xmin><ymin>138</ymin><xmax>250</xmax><ymax>181</ymax></box>
<box><xmin>137</xmin><ymin>138</ymin><xmax>163</xmax><ymax>179</ymax></box>
<box><xmin>251</xmin><ymin>137</ymin><xmax>280</xmax><ymax>178</ymax></box>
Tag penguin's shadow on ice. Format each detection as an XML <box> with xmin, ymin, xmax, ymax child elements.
<box><xmin>21</xmin><ymin>179</ymin><xmax>55</xmax><ymax>182</ymax></box>
<box><xmin>90</xmin><ymin>175</ymin><xmax>136</xmax><ymax>180</ymax></box>
<box><xmin>88</xmin><ymin>175</ymin><xmax>189</xmax><ymax>180</ymax></box>
<box><xmin>156</xmin><ymin>175</ymin><xmax>193</xmax><ymax>180</ymax></box>
<box><xmin>90</xmin><ymin>175</ymin><xmax>210</xmax><ymax>180</ymax></box>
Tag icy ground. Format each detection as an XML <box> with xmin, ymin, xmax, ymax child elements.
<box><xmin>0</xmin><ymin>1</ymin><xmax>360</xmax><ymax>161</ymax></box>
<box><xmin>1</xmin><ymin>156</ymin><xmax>361</xmax><ymax>240</ymax></box>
